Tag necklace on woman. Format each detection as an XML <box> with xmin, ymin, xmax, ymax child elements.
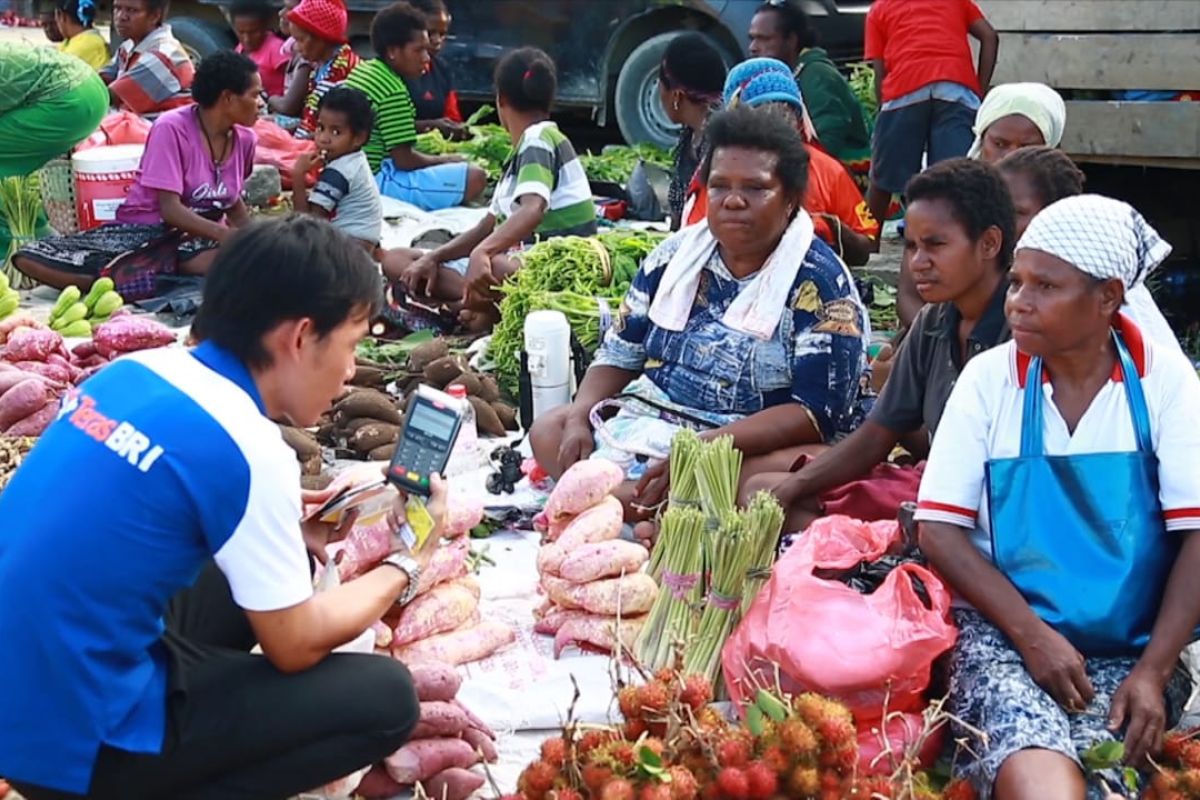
<box><xmin>195</xmin><ymin>106</ymin><xmax>232</xmax><ymax>187</ymax></box>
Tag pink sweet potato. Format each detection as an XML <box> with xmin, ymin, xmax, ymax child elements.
<box><xmin>3</xmin><ymin>329</ymin><xmax>63</xmax><ymax>363</ymax></box>
<box><xmin>393</xmin><ymin>580</ymin><xmax>480</xmax><ymax>646</ymax></box>
<box><xmin>559</xmin><ymin>539</ymin><xmax>649</xmax><ymax>583</ymax></box>
<box><xmin>542</xmin><ymin>572</ymin><xmax>658</xmax><ymax>616</ymax></box>
<box><xmin>336</xmin><ymin>519</ymin><xmax>393</xmax><ymax>580</ymax></box>
<box><xmin>545</xmin><ymin>458</ymin><xmax>624</xmax><ymax>521</ymax></box>
<box><xmin>393</xmin><ymin>620</ymin><xmax>515</xmax><ymax>666</ymax></box>
<box><xmin>533</xmin><ymin>607</ymin><xmax>594</xmax><ymax>636</ymax></box>
<box><xmin>554</xmin><ymin>615</ymin><xmax>646</xmax><ymax>658</ymax></box>
<box><xmin>443</xmin><ymin>483</ymin><xmax>484</xmax><ymax>537</ymax></box>
<box><xmin>12</xmin><ymin>360</ymin><xmax>70</xmax><ymax>384</ymax></box>
<box><xmin>371</xmin><ymin>621</ymin><xmax>393</xmax><ymax>649</ymax></box>
<box><xmin>355</xmin><ymin>765</ymin><xmax>405</xmax><ymax>799</ymax></box>
<box><xmin>453</xmin><ymin>699</ymin><xmax>494</xmax><ymax>740</ymax></box>
<box><xmin>0</xmin><ymin>379</ymin><xmax>49</xmax><ymax>430</ymax></box>
<box><xmin>46</xmin><ymin>354</ymin><xmax>82</xmax><ymax>384</ymax></box>
<box><xmin>384</xmin><ymin>737</ymin><xmax>478</xmax><ymax>783</ymax></box>
<box><xmin>415</xmin><ymin>537</ymin><xmax>470</xmax><ymax>596</ymax></box>
<box><xmin>419</xmin><ymin>767</ymin><xmax>486</xmax><ymax>800</ymax></box>
<box><xmin>93</xmin><ymin>316</ymin><xmax>177</xmax><ymax>358</ymax></box>
<box><xmin>536</xmin><ymin>542</ymin><xmax>568</xmax><ymax>577</ymax></box>
<box><xmin>408</xmin><ymin>661</ymin><xmax>462</xmax><ymax>702</ymax></box>
<box><xmin>0</xmin><ymin>370</ymin><xmax>51</xmax><ymax>396</ymax></box>
<box><xmin>71</xmin><ymin>340</ymin><xmax>98</xmax><ymax>360</ymax></box>
<box><xmin>556</xmin><ymin>495</ymin><xmax>624</xmax><ymax>550</ymax></box>
<box><xmin>412</xmin><ymin>701</ymin><xmax>471</xmax><ymax>739</ymax></box>
<box><xmin>460</xmin><ymin>727</ymin><xmax>499</xmax><ymax>762</ymax></box>
<box><xmin>6</xmin><ymin>402</ymin><xmax>59</xmax><ymax>437</ymax></box>
<box><xmin>310</xmin><ymin>765</ymin><xmax>371</xmax><ymax>799</ymax></box>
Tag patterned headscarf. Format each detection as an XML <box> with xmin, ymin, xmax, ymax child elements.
<box><xmin>1017</xmin><ymin>194</ymin><xmax>1171</xmax><ymax>289</ymax></box>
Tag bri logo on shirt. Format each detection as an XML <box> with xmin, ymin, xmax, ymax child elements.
<box><xmin>58</xmin><ymin>389</ymin><xmax>165</xmax><ymax>473</ymax></box>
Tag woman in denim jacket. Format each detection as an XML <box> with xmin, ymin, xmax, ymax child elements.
<box><xmin>531</xmin><ymin>106</ymin><xmax>870</xmax><ymax>524</ymax></box>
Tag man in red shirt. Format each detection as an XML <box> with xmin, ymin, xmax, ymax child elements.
<box><xmin>864</xmin><ymin>0</ymin><xmax>998</xmax><ymax>229</ymax></box>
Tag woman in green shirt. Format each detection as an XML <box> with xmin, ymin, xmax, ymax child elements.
<box><xmin>0</xmin><ymin>43</ymin><xmax>108</xmax><ymax>179</ymax></box>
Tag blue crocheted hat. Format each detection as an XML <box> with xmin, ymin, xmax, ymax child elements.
<box><xmin>723</xmin><ymin>58</ymin><xmax>804</xmax><ymax>110</ymax></box>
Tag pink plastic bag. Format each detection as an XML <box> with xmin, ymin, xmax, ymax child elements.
<box><xmin>77</xmin><ymin>111</ymin><xmax>152</xmax><ymax>151</ymax></box>
<box><xmin>251</xmin><ymin>118</ymin><xmax>318</xmax><ymax>189</ymax></box>
<box><xmin>722</xmin><ymin>515</ymin><xmax>957</xmax><ymax>722</ymax></box>
<box><xmin>857</xmin><ymin>709</ymin><xmax>945</xmax><ymax>775</ymax></box>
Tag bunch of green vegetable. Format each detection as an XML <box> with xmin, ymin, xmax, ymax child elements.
<box><xmin>0</xmin><ymin>174</ymin><xmax>43</xmax><ymax>291</ymax></box>
<box><xmin>635</xmin><ymin>503</ymin><xmax>706</xmax><ymax>671</ymax></box>
<box><xmin>865</xmin><ymin>276</ymin><xmax>898</xmax><ymax>331</ymax></box>
<box><xmin>415</xmin><ymin>105</ymin><xmax>513</xmax><ymax>182</ymax></box>
<box><xmin>580</xmin><ymin>143</ymin><xmax>672</xmax><ymax>184</ymax></box>
<box><xmin>487</xmin><ymin>229</ymin><xmax>665</xmax><ymax>393</ymax></box>
<box><xmin>848</xmin><ymin>62</ymin><xmax>879</xmax><ymax>120</ymax></box>
<box><xmin>647</xmin><ymin>428</ymin><xmax>703</xmax><ymax>579</ymax></box>
<box><xmin>739</xmin><ymin>490</ymin><xmax>785</xmax><ymax>616</ymax></box>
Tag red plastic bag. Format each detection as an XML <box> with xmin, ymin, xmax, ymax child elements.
<box><xmin>722</xmin><ymin>515</ymin><xmax>957</xmax><ymax>722</ymax></box>
<box><xmin>77</xmin><ymin>111</ymin><xmax>152</xmax><ymax>151</ymax></box>
<box><xmin>857</xmin><ymin>710</ymin><xmax>945</xmax><ymax>775</ymax></box>
<box><xmin>251</xmin><ymin>118</ymin><xmax>318</xmax><ymax>189</ymax></box>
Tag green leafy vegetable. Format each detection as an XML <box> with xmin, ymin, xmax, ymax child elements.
<box><xmin>356</xmin><ymin>330</ymin><xmax>434</xmax><ymax>365</ymax></box>
<box><xmin>848</xmin><ymin>62</ymin><xmax>878</xmax><ymax>120</ymax></box>
<box><xmin>580</xmin><ymin>143</ymin><xmax>672</xmax><ymax>184</ymax></box>
<box><xmin>415</xmin><ymin>104</ymin><xmax>513</xmax><ymax>181</ymax></box>
<box><xmin>0</xmin><ymin>174</ymin><xmax>43</xmax><ymax>290</ymax></box>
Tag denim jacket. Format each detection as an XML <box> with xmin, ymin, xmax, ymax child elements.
<box><xmin>593</xmin><ymin>231</ymin><xmax>870</xmax><ymax>440</ymax></box>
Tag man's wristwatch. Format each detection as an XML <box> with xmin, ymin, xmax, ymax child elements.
<box><xmin>380</xmin><ymin>553</ymin><xmax>421</xmax><ymax>606</ymax></box>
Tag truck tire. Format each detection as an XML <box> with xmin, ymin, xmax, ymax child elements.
<box><xmin>171</xmin><ymin>16</ymin><xmax>235</xmax><ymax>62</ymax></box>
<box><xmin>614</xmin><ymin>32</ymin><xmax>687</xmax><ymax>148</ymax></box>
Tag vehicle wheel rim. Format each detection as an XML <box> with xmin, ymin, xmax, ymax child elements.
<box><xmin>638</xmin><ymin>65</ymin><xmax>680</xmax><ymax>144</ymax></box>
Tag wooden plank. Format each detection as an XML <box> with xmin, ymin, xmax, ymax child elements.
<box><xmin>991</xmin><ymin>33</ymin><xmax>1200</xmax><ymax>90</ymax></box>
<box><xmin>978</xmin><ymin>1</ymin><xmax>1200</xmax><ymax>32</ymax></box>
<box><xmin>1060</xmin><ymin>101</ymin><xmax>1200</xmax><ymax>161</ymax></box>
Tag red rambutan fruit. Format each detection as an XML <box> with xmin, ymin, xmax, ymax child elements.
<box><xmin>600</xmin><ymin>779</ymin><xmax>636</xmax><ymax>800</ymax></box>
<box><xmin>667</xmin><ymin>766</ymin><xmax>700</xmax><ymax>800</ymax></box>
<box><xmin>716</xmin><ymin>767</ymin><xmax>751</xmax><ymax>800</ymax></box>
<box><xmin>744</xmin><ymin>761</ymin><xmax>778</xmax><ymax>799</ymax></box>
<box><xmin>541</xmin><ymin>737</ymin><xmax>568</xmax><ymax>768</ymax></box>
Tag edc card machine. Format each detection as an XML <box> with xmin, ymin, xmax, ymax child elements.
<box><xmin>386</xmin><ymin>385</ymin><xmax>464</xmax><ymax>496</ymax></box>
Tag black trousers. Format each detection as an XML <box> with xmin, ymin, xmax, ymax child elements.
<box><xmin>12</xmin><ymin>563</ymin><xmax>418</xmax><ymax>800</ymax></box>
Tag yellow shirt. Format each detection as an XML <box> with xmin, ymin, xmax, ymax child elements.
<box><xmin>59</xmin><ymin>29</ymin><xmax>110</xmax><ymax>71</ymax></box>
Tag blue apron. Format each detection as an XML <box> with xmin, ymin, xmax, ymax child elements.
<box><xmin>986</xmin><ymin>333</ymin><xmax>1175</xmax><ymax>657</ymax></box>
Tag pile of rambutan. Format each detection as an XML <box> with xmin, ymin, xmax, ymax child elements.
<box><xmin>1143</xmin><ymin>728</ymin><xmax>1200</xmax><ymax>799</ymax></box>
<box><xmin>501</xmin><ymin>668</ymin><xmax>976</xmax><ymax>800</ymax></box>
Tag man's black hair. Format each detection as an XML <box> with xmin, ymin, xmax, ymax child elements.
<box><xmin>494</xmin><ymin>47</ymin><xmax>557</xmax><ymax>113</ymax></box>
<box><xmin>370</xmin><ymin>1</ymin><xmax>427</xmax><ymax>59</ymax></box>
<box><xmin>996</xmin><ymin>145</ymin><xmax>1086</xmax><ymax>209</ymax></box>
<box><xmin>407</xmin><ymin>0</ymin><xmax>445</xmax><ymax>17</ymax></box>
<box><xmin>192</xmin><ymin>216</ymin><xmax>382</xmax><ymax>369</ymax></box>
<box><xmin>229</xmin><ymin>0</ymin><xmax>274</xmax><ymax>23</ymax></box>
<box><xmin>318</xmin><ymin>86</ymin><xmax>375</xmax><ymax>136</ymax></box>
<box><xmin>660</xmin><ymin>32</ymin><xmax>726</xmax><ymax>98</ymax></box>
<box><xmin>141</xmin><ymin>0</ymin><xmax>168</xmax><ymax>14</ymax></box>
<box><xmin>905</xmin><ymin>158</ymin><xmax>1018</xmax><ymax>270</ymax></box>
<box><xmin>701</xmin><ymin>105</ymin><xmax>810</xmax><ymax>199</ymax></box>
<box><xmin>192</xmin><ymin>50</ymin><xmax>259</xmax><ymax>108</ymax></box>
<box><xmin>756</xmin><ymin>0</ymin><xmax>818</xmax><ymax>49</ymax></box>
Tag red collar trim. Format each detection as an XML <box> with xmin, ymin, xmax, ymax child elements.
<box><xmin>1013</xmin><ymin>313</ymin><xmax>1149</xmax><ymax>388</ymax></box>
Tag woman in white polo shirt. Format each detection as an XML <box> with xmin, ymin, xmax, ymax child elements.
<box><xmin>915</xmin><ymin>195</ymin><xmax>1200</xmax><ymax>800</ymax></box>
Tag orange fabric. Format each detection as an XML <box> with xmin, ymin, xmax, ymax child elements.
<box><xmin>804</xmin><ymin>144</ymin><xmax>880</xmax><ymax>240</ymax></box>
<box><xmin>865</xmin><ymin>0</ymin><xmax>984</xmax><ymax>102</ymax></box>
<box><xmin>444</xmin><ymin>90</ymin><xmax>462</xmax><ymax>123</ymax></box>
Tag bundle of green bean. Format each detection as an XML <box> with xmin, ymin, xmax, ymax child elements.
<box><xmin>487</xmin><ymin>230</ymin><xmax>664</xmax><ymax>394</ymax></box>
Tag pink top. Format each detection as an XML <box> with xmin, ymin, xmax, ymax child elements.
<box><xmin>237</xmin><ymin>31</ymin><xmax>289</xmax><ymax>98</ymax></box>
<box><xmin>116</xmin><ymin>105</ymin><xmax>258</xmax><ymax>226</ymax></box>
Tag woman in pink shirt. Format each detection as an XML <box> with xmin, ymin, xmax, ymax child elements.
<box><xmin>232</xmin><ymin>0</ymin><xmax>288</xmax><ymax>98</ymax></box>
<box><xmin>14</xmin><ymin>51</ymin><xmax>261</xmax><ymax>298</ymax></box>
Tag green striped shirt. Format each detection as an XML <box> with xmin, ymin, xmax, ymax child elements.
<box><xmin>491</xmin><ymin>121</ymin><xmax>596</xmax><ymax>238</ymax></box>
<box><xmin>344</xmin><ymin>59</ymin><xmax>417</xmax><ymax>173</ymax></box>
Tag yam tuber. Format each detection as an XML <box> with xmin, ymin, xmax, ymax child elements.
<box><xmin>408</xmin><ymin>338</ymin><xmax>449</xmax><ymax>372</ymax></box>
<box><xmin>411</xmin><ymin>700</ymin><xmax>471</xmax><ymax>739</ymax></box>
<box><xmin>536</xmin><ymin>542</ymin><xmax>568</xmax><ymax>576</ymax></box>
<box><xmin>352</xmin><ymin>422</ymin><xmax>400</xmax><ymax>454</ymax></box>
<box><xmin>554</xmin><ymin>615</ymin><xmax>647</xmax><ymax>659</ymax></box>
<box><xmin>408</xmin><ymin>661</ymin><xmax>462</xmax><ymax>702</ymax></box>
<box><xmin>279</xmin><ymin>425</ymin><xmax>321</xmax><ymax>459</ymax></box>
<box><xmin>542</xmin><ymin>573</ymin><xmax>658</xmax><ymax>616</ymax></box>
<box><xmin>419</xmin><ymin>767</ymin><xmax>486</xmax><ymax>800</ymax></box>
<box><xmin>545</xmin><ymin>458</ymin><xmax>624</xmax><ymax>520</ymax></box>
<box><xmin>468</xmin><ymin>396</ymin><xmax>504</xmax><ymax>437</ymax></box>
<box><xmin>556</xmin><ymin>495</ymin><xmax>624</xmax><ymax>550</ymax></box>
<box><xmin>558</xmin><ymin>539</ymin><xmax>650</xmax><ymax>583</ymax></box>
<box><xmin>392</xmin><ymin>620</ymin><xmax>515</xmax><ymax>666</ymax></box>
<box><xmin>384</xmin><ymin>737</ymin><xmax>478</xmax><ymax>784</ymax></box>
<box><xmin>335</xmin><ymin>390</ymin><xmax>401</xmax><ymax>424</ymax></box>
<box><xmin>392</xmin><ymin>580</ymin><xmax>480</xmax><ymax>647</ymax></box>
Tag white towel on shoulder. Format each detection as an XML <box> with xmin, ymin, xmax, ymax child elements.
<box><xmin>647</xmin><ymin>212</ymin><xmax>815</xmax><ymax>340</ymax></box>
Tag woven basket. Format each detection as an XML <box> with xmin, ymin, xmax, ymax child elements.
<box><xmin>39</xmin><ymin>157</ymin><xmax>78</xmax><ymax>236</ymax></box>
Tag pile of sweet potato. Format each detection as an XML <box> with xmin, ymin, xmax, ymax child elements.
<box><xmin>533</xmin><ymin>459</ymin><xmax>657</xmax><ymax>658</ymax></box>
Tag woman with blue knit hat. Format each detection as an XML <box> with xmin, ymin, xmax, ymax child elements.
<box><xmin>693</xmin><ymin>57</ymin><xmax>878</xmax><ymax>266</ymax></box>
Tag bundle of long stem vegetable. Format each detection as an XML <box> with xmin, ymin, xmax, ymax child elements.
<box><xmin>0</xmin><ymin>175</ymin><xmax>43</xmax><ymax>290</ymax></box>
<box><xmin>487</xmin><ymin>230</ymin><xmax>664</xmax><ymax>393</ymax></box>
<box><xmin>647</xmin><ymin>428</ymin><xmax>702</xmax><ymax>579</ymax></box>
<box><xmin>694</xmin><ymin>435</ymin><xmax>742</xmax><ymax>524</ymax></box>
<box><xmin>634</xmin><ymin>504</ymin><xmax>706</xmax><ymax>670</ymax></box>
<box><xmin>739</xmin><ymin>490</ymin><xmax>786</xmax><ymax>616</ymax></box>
<box><xmin>682</xmin><ymin>511</ymin><xmax>752</xmax><ymax>684</ymax></box>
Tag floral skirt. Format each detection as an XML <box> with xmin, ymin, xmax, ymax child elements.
<box><xmin>947</xmin><ymin>608</ymin><xmax>1193</xmax><ymax>799</ymax></box>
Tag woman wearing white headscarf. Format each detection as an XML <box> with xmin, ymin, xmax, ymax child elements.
<box><xmin>915</xmin><ymin>194</ymin><xmax>1200</xmax><ymax>800</ymax></box>
<box><xmin>968</xmin><ymin>82</ymin><xmax>1067</xmax><ymax>164</ymax></box>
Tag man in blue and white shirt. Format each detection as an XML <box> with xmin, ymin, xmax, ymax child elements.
<box><xmin>0</xmin><ymin>216</ymin><xmax>433</xmax><ymax>800</ymax></box>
